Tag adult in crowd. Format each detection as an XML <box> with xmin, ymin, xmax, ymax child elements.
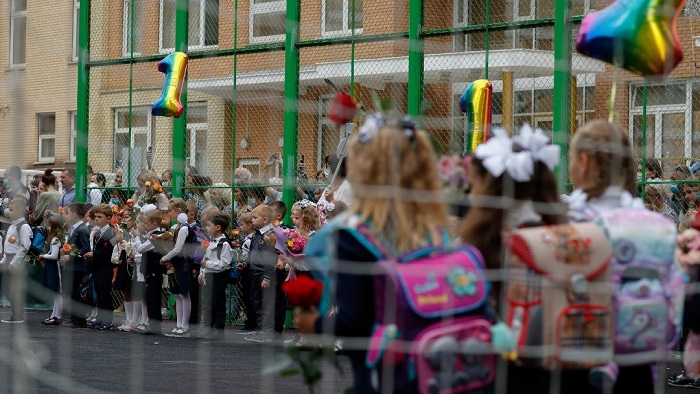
<box><xmin>101</xmin><ymin>167</ymin><xmax>130</xmax><ymax>206</ymax></box>
<box><xmin>87</xmin><ymin>172</ymin><xmax>106</xmax><ymax>206</ymax></box>
<box><xmin>209</xmin><ymin>183</ymin><xmax>233</xmax><ymax>216</ymax></box>
<box><xmin>234</xmin><ymin>167</ymin><xmax>253</xmax><ymax>185</ymax></box>
<box><xmin>59</xmin><ymin>168</ymin><xmax>76</xmax><ymax>208</ymax></box>
<box><xmin>31</xmin><ymin>169</ymin><xmax>61</xmax><ymax>227</ymax></box>
<box><xmin>131</xmin><ymin>170</ymin><xmax>170</xmax><ymax>228</ymax></box>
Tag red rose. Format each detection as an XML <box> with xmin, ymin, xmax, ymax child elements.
<box><xmin>281</xmin><ymin>275</ymin><xmax>324</xmax><ymax>309</ymax></box>
<box><xmin>692</xmin><ymin>212</ymin><xmax>700</xmax><ymax>231</ymax></box>
<box><xmin>328</xmin><ymin>91</ymin><xmax>357</xmax><ymax>126</ymax></box>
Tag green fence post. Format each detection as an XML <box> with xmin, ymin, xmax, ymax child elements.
<box><xmin>172</xmin><ymin>0</ymin><xmax>188</xmax><ymax>199</ymax></box>
<box><xmin>282</xmin><ymin>0</ymin><xmax>301</xmax><ymax>222</ymax></box>
<box><xmin>553</xmin><ymin>0</ymin><xmax>572</xmax><ymax>193</ymax></box>
<box><xmin>407</xmin><ymin>0</ymin><xmax>424</xmax><ymax>117</ymax></box>
<box><xmin>75</xmin><ymin>0</ymin><xmax>91</xmax><ymax>203</ymax></box>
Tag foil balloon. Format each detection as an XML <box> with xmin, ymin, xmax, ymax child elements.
<box><xmin>459</xmin><ymin>79</ymin><xmax>492</xmax><ymax>153</ymax></box>
<box><xmin>576</xmin><ymin>0</ymin><xmax>685</xmax><ymax>77</ymax></box>
<box><xmin>152</xmin><ymin>52</ymin><xmax>189</xmax><ymax>117</ymax></box>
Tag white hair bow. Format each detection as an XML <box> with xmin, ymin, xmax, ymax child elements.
<box><xmin>475</xmin><ymin>128</ymin><xmax>534</xmax><ymax>182</ymax></box>
<box><xmin>177</xmin><ymin>213</ymin><xmax>188</xmax><ymax>225</ymax></box>
<box><xmin>512</xmin><ymin>124</ymin><xmax>560</xmax><ymax>171</ymax></box>
<box><xmin>140</xmin><ymin>204</ymin><xmax>157</xmax><ymax>213</ymax></box>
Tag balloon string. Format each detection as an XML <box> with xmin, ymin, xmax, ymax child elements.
<box><xmin>607</xmin><ymin>65</ymin><xmax>619</xmax><ymax>123</ymax></box>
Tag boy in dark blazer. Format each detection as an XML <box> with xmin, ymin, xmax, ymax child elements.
<box><xmin>61</xmin><ymin>203</ymin><xmax>91</xmax><ymax>328</ymax></box>
<box><xmin>84</xmin><ymin>204</ymin><xmax>116</xmax><ymax>330</ymax></box>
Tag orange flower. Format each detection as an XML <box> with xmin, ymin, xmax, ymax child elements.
<box><xmin>231</xmin><ymin>229</ymin><xmax>240</xmax><ymax>238</ymax></box>
<box><xmin>7</xmin><ymin>235</ymin><xmax>16</xmax><ymax>244</ymax></box>
<box><xmin>201</xmin><ymin>240</ymin><xmax>211</xmax><ymax>248</ymax></box>
<box><xmin>111</xmin><ymin>205</ymin><xmax>119</xmax><ymax>213</ymax></box>
<box><xmin>144</xmin><ymin>181</ymin><xmax>152</xmax><ymax>187</ymax></box>
<box><xmin>57</xmin><ymin>207</ymin><xmax>65</xmax><ymax>214</ymax></box>
<box><xmin>126</xmin><ymin>199</ymin><xmax>135</xmax><ymax>207</ymax></box>
<box><xmin>62</xmin><ymin>243</ymin><xmax>72</xmax><ymax>253</ymax></box>
<box><xmin>273</xmin><ymin>220</ymin><xmax>281</xmax><ymax>228</ymax></box>
<box><xmin>153</xmin><ymin>183</ymin><xmax>164</xmax><ymax>193</ymax></box>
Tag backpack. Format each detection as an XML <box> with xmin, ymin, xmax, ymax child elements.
<box><xmin>595</xmin><ymin>208</ymin><xmax>685</xmax><ymax>365</ymax></box>
<box><xmin>504</xmin><ymin>222</ymin><xmax>614</xmax><ymax>370</ymax></box>
<box><xmin>12</xmin><ymin>221</ymin><xmax>45</xmax><ymax>259</ymax></box>
<box><xmin>80</xmin><ymin>273</ymin><xmax>97</xmax><ymax>306</ymax></box>
<box><xmin>360</xmin><ymin>226</ymin><xmax>495</xmax><ymax>394</ymax></box>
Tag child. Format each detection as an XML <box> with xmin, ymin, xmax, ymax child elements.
<box><xmin>60</xmin><ymin>202</ymin><xmax>91</xmax><ymax>328</ymax></box>
<box><xmin>235</xmin><ymin>211</ymin><xmax>257</xmax><ymax>333</ymax></box>
<box><xmin>323</xmin><ymin>200</ymin><xmax>348</xmax><ymax>222</ymax></box>
<box><xmin>244</xmin><ymin>205</ymin><xmax>280</xmax><ymax>343</ymax></box>
<box><xmin>40</xmin><ymin>214</ymin><xmax>66</xmax><ymax>325</ymax></box>
<box><xmin>187</xmin><ymin>199</ymin><xmax>206</xmax><ymax>331</ymax></box>
<box><xmin>132</xmin><ymin>208</ymin><xmax>165</xmax><ymax>335</ymax></box>
<box><xmin>84</xmin><ymin>204</ymin><xmax>116</xmax><ymax>330</ymax></box>
<box><xmin>161</xmin><ymin>198</ymin><xmax>194</xmax><ymax>337</ymax></box>
<box><xmin>0</xmin><ymin>199</ymin><xmax>33</xmax><ymax>323</ymax></box>
<box><xmin>290</xmin><ymin>200</ymin><xmax>321</xmax><ymax>238</ymax></box>
<box><xmin>113</xmin><ymin>209</ymin><xmax>139</xmax><ymax>332</ymax></box>
<box><xmin>85</xmin><ymin>205</ymin><xmax>99</xmax><ymax>324</ymax></box>
<box><xmin>269</xmin><ymin>200</ymin><xmax>287</xmax><ymax>227</ymax></box>
<box><xmin>198</xmin><ymin>212</ymin><xmax>233</xmax><ymax>339</ymax></box>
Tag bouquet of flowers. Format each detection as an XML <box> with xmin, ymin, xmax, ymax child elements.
<box><xmin>142</xmin><ymin>181</ymin><xmax>165</xmax><ymax>205</ymax></box>
<box><xmin>285</xmin><ymin>229</ymin><xmax>307</xmax><ymax>256</ymax></box>
<box><xmin>149</xmin><ymin>231</ymin><xmax>175</xmax><ymax>255</ymax></box>
<box><xmin>677</xmin><ymin>228</ymin><xmax>700</xmax><ymax>268</ymax></box>
<box><xmin>438</xmin><ymin>153</ymin><xmax>471</xmax><ymax>195</ymax></box>
<box><xmin>281</xmin><ymin>275</ymin><xmax>324</xmax><ymax>311</ymax></box>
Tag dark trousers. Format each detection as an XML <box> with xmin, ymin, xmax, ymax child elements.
<box><xmin>94</xmin><ymin>266</ymin><xmax>113</xmax><ymax>324</ymax></box>
<box><xmin>64</xmin><ymin>269</ymin><xmax>88</xmax><ymax>324</ymax></box>
<box><xmin>189</xmin><ymin>270</ymin><xmax>201</xmax><ymax>326</ymax></box>
<box><xmin>202</xmin><ymin>271</ymin><xmax>228</xmax><ymax>330</ymax></box>
<box><xmin>250</xmin><ymin>269</ymin><xmax>286</xmax><ymax>332</ymax></box>
<box><xmin>240</xmin><ymin>267</ymin><xmax>256</xmax><ymax>330</ymax></box>
<box><xmin>145</xmin><ymin>273</ymin><xmax>163</xmax><ymax>333</ymax></box>
<box><xmin>8</xmin><ymin>268</ymin><xmax>26</xmax><ymax>320</ymax></box>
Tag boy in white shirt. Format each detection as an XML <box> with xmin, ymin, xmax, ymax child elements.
<box><xmin>198</xmin><ymin>212</ymin><xmax>233</xmax><ymax>339</ymax></box>
<box><xmin>0</xmin><ymin>199</ymin><xmax>33</xmax><ymax>323</ymax></box>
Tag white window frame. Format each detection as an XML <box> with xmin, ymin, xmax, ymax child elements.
<box><xmin>38</xmin><ymin>113</ymin><xmax>56</xmax><ymax>163</ymax></box>
<box><xmin>186</xmin><ymin>102</ymin><xmax>208</xmax><ymax>175</ymax></box>
<box><xmin>249</xmin><ymin>0</ymin><xmax>286</xmax><ymax>44</ymax></box>
<box><xmin>321</xmin><ymin>0</ymin><xmax>362</xmax><ymax>37</ymax></box>
<box><xmin>453</xmin><ymin>0</ymin><xmax>469</xmax><ymax>52</ymax></box>
<box><xmin>69</xmin><ymin>111</ymin><xmax>77</xmax><ymax>161</ymax></box>
<box><xmin>114</xmin><ymin>107</ymin><xmax>153</xmax><ymax>180</ymax></box>
<box><xmin>514</xmin><ymin>0</ymin><xmax>536</xmax><ymax>21</ymax></box>
<box><xmin>159</xmin><ymin>0</ymin><xmax>219</xmax><ymax>53</ymax></box>
<box><xmin>72</xmin><ymin>0</ymin><xmax>80</xmax><ymax>62</ymax></box>
<box><xmin>123</xmin><ymin>0</ymin><xmax>142</xmax><ymax>57</ymax></box>
<box><xmin>10</xmin><ymin>0</ymin><xmax>27</xmax><ymax>68</ymax></box>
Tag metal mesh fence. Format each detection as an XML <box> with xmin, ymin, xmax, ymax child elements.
<box><xmin>5</xmin><ymin>0</ymin><xmax>700</xmax><ymax>392</ymax></box>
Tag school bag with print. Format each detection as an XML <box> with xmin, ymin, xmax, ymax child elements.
<box><xmin>357</xmin><ymin>222</ymin><xmax>496</xmax><ymax>394</ymax></box>
<box><xmin>504</xmin><ymin>222</ymin><xmax>614</xmax><ymax>370</ymax></box>
<box><xmin>595</xmin><ymin>208</ymin><xmax>684</xmax><ymax>365</ymax></box>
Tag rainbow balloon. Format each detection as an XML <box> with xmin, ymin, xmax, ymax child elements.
<box><xmin>459</xmin><ymin>79</ymin><xmax>492</xmax><ymax>153</ymax></box>
<box><xmin>152</xmin><ymin>52</ymin><xmax>189</xmax><ymax>118</ymax></box>
<box><xmin>576</xmin><ymin>0</ymin><xmax>685</xmax><ymax>77</ymax></box>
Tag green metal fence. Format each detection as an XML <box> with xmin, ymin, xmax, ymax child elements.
<box><xmin>77</xmin><ymin>1</ymin><xmax>700</xmax><ymax>223</ymax></box>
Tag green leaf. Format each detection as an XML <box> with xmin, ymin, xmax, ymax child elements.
<box><xmin>280</xmin><ymin>368</ymin><xmax>300</xmax><ymax>377</ymax></box>
<box><xmin>262</xmin><ymin>354</ymin><xmax>294</xmax><ymax>375</ymax></box>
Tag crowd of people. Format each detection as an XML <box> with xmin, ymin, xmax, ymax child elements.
<box><xmin>0</xmin><ymin>115</ymin><xmax>696</xmax><ymax>393</ymax></box>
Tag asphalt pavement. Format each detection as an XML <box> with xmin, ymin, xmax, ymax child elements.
<box><xmin>0</xmin><ymin>308</ymin><xmax>696</xmax><ymax>393</ymax></box>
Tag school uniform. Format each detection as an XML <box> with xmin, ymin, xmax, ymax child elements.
<box><xmin>63</xmin><ymin>221</ymin><xmax>91</xmax><ymax>326</ymax></box>
<box><xmin>200</xmin><ymin>235</ymin><xmax>233</xmax><ymax>331</ymax></box>
<box><xmin>92</xmin><ymin>224</ymin><xmax>116</xmax><ymax>327</ymax></box>
<box><xmin>43</xmin><ymin>237</ymin><xmax>62</xmax><ymax>293</ymax></box>
<box><xmin>0</xmin><ymin>218</ymin><xmax>33</xmax><ymax>321</ymax></box>
<box><xmin>247</xmin><ymin>224</ymin><xmax>284</xmax><ymax>333</ymax></box>
<box><xmin>134</xmin><ymin>228</ymin><xmax>164</xmax><ymax>334</ymax></box>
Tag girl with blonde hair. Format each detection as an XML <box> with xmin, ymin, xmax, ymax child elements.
<box><xmin>295</xmin><ymin>114</ymin><xmax>448</xmax><ymax>393</ymax></box>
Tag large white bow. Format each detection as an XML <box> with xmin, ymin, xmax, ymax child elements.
<box><xmin>512</xmin><ymin>124</ymin><xmax>560</xmax><ymax>171</ymax></box>
<box><xmin>475</xmin><ymin>128</ymin><xmax>534</xmax><ymax>182</ymax></box>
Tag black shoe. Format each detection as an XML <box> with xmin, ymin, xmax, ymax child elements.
<box><xmin>668</xmin><ymin>373</ymin><xmax>700</xmax><ymax>388</ymax></box>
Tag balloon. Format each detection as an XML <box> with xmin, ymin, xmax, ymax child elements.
<box><xmin>576</xmin><ymin>0</ymin><xmax>685</xmax><ymax>77</ymax></box>
<box><xmin>459</xmin><ymin>79</ymin><xmax>492</xmax><ymax>153</ymax></box>
<box><xmin>152</xmin><ymin>52</ymin><xmax>189</xmax><ymax>118</ymax></box>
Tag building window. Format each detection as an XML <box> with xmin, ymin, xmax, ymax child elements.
<box><xmin>250</xmin><ymin>0</ymin><xmax>285</xmax><ymax>44</ymax></box>
<box><xmin>322</xmin><ymin>0</ymin><xmax>362</xmax><ymax>36</ymax></box>
<box><xmin>38</xmin><ymin>113</ymin><xmax>56</xmax><ymax>163</ymax></box>
<box><xmin>123</xmin><ymin>0</ymin><xmax>144</xmax><ymax>56</ymax></box>
<box><xmin>160</xmin><ymin>0</ymin><xmax>219</xmax><ymax>53</ymax></box>
<box><xmin>70</xmin><ymin>111</ymin><xmax>77</xmax><ymax>161</ymax></box>
<box><xmin>114</xmin><ymin>107</ymin><xmax>152</xmax><ymax>184</ymax></box>
<box><xmin>10</xmin><ymin>0</ymin><xmax>27</xmax><ymax>67</ymax></box>
<box><xmin>186</xmin><ymin>102</ymin><xmax>208</xmax><ymax>175</ymax></box>
<box><xmin>317</xmin><ymin>94</ymin><xmax>344</xmax><ymax>169</ymax></box>
<box><xmin>72</xmin><ymin>0</ymin><xmax>80</xmax><ymax>61</ymax></box>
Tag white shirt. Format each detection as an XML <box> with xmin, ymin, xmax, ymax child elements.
<box><xmin>0</xmin><ymin>218</ymin><xmax>33</xmax><ymax>268</ymax></box>
<box><xmin>201</xmin><ymin>235</ymin><xmax>233</xmax><ymax>274</ymax></box>
<box><xmin>133</xmin><ymin>228</ymin><xmax>162</xmax><ymax>254</ymax></box>
<box><xmin>42</xmin><ymin>237</ymin><xmax>61</xmax><ymax>261</ymax></box>
<box><xmin>161</xmin><ymin>224</ymin><xmax>189</xmax><ymax>261</ymax></box>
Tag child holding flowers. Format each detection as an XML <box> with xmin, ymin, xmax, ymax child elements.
<box><xmin>131</xmin><ymin>170</ymin><xmax>169</xmax><ymax>228</ymax></box>
<box><xmin>113</xmin><ymin>209</ymin><xmax>139</xmax><ymax>332</ymax></box>
<box><xmin>40</xmin><ymin>214</ymin><xmax>66</xmax><ymax>325</ymax></box>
